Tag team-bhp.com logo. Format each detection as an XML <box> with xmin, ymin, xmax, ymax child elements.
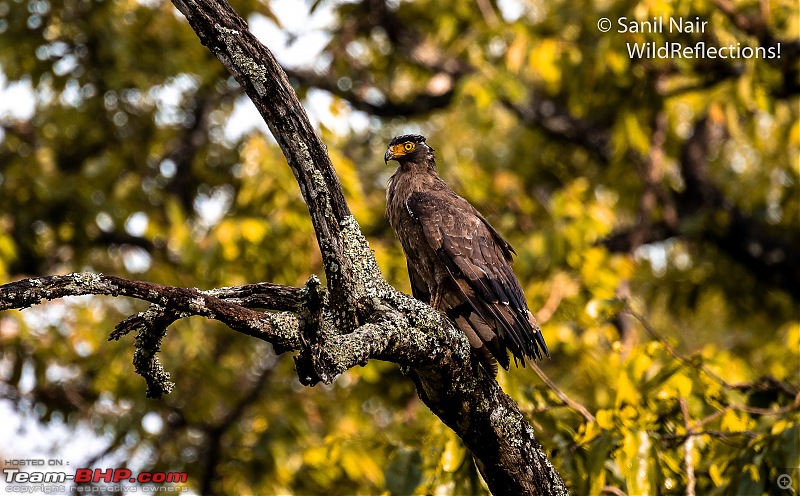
<box><xmin>3</xmin><ymin>466</ymin><xmax>188</xmax><ymax>493</ymax></box>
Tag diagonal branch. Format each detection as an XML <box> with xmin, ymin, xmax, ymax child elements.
<box><xmin>530</xmin><ymin>362</ymin><xmax>595</xmax><ymax>423</ymax></box>
<box><xmin>170</xmin><ymin>0</ymin><xmax>361</xmax><ymax>316</ymax></box>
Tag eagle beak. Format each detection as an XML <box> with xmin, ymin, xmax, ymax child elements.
<box><xmin>384</xmin><ymin>148</ymin><xmax>394</xmax><ymax>164</ymax></box>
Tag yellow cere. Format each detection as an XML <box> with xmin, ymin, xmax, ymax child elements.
<box><xmin>392</xmin><ymin>142</ymin><xmax>415</xmax><ymax>156</ymax></box>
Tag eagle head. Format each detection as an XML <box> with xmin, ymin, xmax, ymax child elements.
<box><xmin>384</xmin><ymin>134</ymin><xmax>434</xmax><ymax>164</ymax></box>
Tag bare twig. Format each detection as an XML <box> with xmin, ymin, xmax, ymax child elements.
<box><xmin>659</xmin><ymin>429</ymin><xmax>758</xmax><ymax>443</ymax></box>
<box><xmin>601</xmin><ymin>486</ymin><xmax>628</xmax><ymax>496</ymax></box>
<box><xmin>475</xmin><ymin>0</ymin><xmax>499</xmax><ymax>27</ymax></box>
<box><xmin>530</xmin><ymin>362</ymin><xmax>595</xmax><ymax>423</ymax></box>
<box><xmin>680</xmin><ymin>398</ymin><xmax>696</xmax><ymax>496</ymax></box>
<box><xmin>626</xmin><ymin>307</ymin><xmax>731</xmax><ymax>388</ymax></box>
<box><xmin>534</xmin><ymin>273</ymin><xmax>571</xmax><ymax>324</ymax></box>
<box><xmin>627</xmin><ymin>306</ymin><xmax>800</xmax><ymax>415</ymax></box>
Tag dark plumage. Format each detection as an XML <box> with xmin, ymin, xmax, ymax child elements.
<box><xmin>384</xmin><ymin>134</ymin><xmax>549</xmax><ymax>373</ymax></box>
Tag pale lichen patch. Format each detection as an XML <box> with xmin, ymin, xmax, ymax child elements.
<box><xmin>216</xmin><ymin>26</ymin><xmax>268</xmax><ymax>96</ymax></box>
<box><xmin>310</xmin><ymin>168</ymin><xmax>327</xmax><ymax>200</ymax></box>
<box><xmin>72</xmin><ymin>272</ymin><xmax>102</xmax><ymax>287</ymax></box>
<box><xmin>338</xmin><ymin>215</ymin><xmax>394</xmax><ymax>301</ymax></box>
<box><xmin>294</xmin><ymin>137</ymin><xmax>315</xmax><ymax>173</ymax></box>
<box><xmin>490</xmin><ymin>405</ymin><xmax>524</xmax><ymax>448</ymax></box>
<box><xmin>188</xmin><ymin>297</ymin><xmax>207</xmax><ymax>315</ymax></box>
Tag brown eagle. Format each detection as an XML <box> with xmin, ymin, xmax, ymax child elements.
<box><xmin>384</xmin><ymin>134</ymin><xmax>549</xmax><ymax>373</ymax></box>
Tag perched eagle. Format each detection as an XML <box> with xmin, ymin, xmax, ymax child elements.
<box><xmin>384</xmin><ymin>134</ymin><xmax>549</xmax><ymax>373</ymax></box>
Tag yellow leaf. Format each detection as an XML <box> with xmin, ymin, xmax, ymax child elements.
<box><xmin>772</xmin><ymin>419</ymin><xmax>791</xmax><ymax>435</ymax></box>
<box><xmin>304</xmin><ymin>446</ymin><xmax>328</xmax><ymax>466</ymax></box>
<box><xmin>341</xmin><ymin>451</ymin><xmax>362</xmax><ymax>480</ymax></box>
<box><xmin>528</xmin><ymin>39</ymin><xmax>560</xmax><ymax>87</ymax></box>
<box><xmin>721</xmin><ymin>410</ymin><xmax>753</xmax><ymax>432</ymax></box>
<box><xmin>241</xmin><ymin>218</ymin><xmax>267</xmax><ymax>243</ymax></box>
<box><xmin>250</xmin><ymin>417</ymin><xmax>268</xmax><ymax>434</ymax></box>
<box><xmin>441</xmin><ymin>436</ymin><xmax>465</xmax><ymax>472</ymax></box>
<box><xmin>786</xmin><ymin>323</ymin><xmax>800</xmax><ymax>355</ymax></box>
<box><xmin>506</xmin><ymin>35</ymin><xmax>527</xmax><ymax>73</ymax></box>
<box><xmin>667</xmin><ymin>373</ymin><xmax>693</xmax><ymax>398</ymax></box>
<box><xmin>623</xmin><ymin>113</ymin><xmax>650</xmax><ymax>155</ymax></box>
<box><xmin>709</xmin><ymin>464</ymin><xmax>723</xmax><ymax>486</ymax></box>
<box><xmin>337</xmin><ymin>417</ymin><xmax>358</xmax><ymax>436</ymax></box>
<box><xmin>596</xmin><ymin>409</ymin><xmax>614</xmax><ymax>429</ymax></box>
<box><xmin>788</xmin><ymin>119</ymin><xmax>800</xmax><ymax>149</ymax></box>
<box><xmin>616</xmin><ymin>371</ymin><xmax>640</xmax><ymax>407</ymax></box>
<box><xmin>213</xmin><ymin>221</ymin><xmax>239</xmax><ymax>260</ymax></box>
<box><xmin>606</xmin><ymin>51</ymin><xmax>628</xmax><ymax>75</ymax></box>
<box><xmin>577</xmin><ymin>421</ymin><xmax>599</xmax><ymax>444</ymax></box>
<box><xmin>744</xmin><ymin>464</ymin><xmax>760</xmax><ymax>482</ymax></box>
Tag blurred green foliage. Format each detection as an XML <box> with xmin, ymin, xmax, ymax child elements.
<box><xmin>0</xmin><ymin>0</ymin><xmax>798</xmax><ymax>494</ymax></box>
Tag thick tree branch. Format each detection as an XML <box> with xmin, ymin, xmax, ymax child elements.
<box><xmin>0</xmin><ymin>266</ymin><xmax>568</xmax><ymax>494</ymax></box>
<box><xmin>0</xmin><ymin>273</ymin><xmax>301</xmax><ymax>348</ymax></box>
<box><xmin>0</xmin><ymin>187</ymin><xmax>550</xmax><ymax>487</ymax></box>
<box><xmin>0</xmin><ymin>273</ymin><xmax>303</xmax><ymax>397</ymax></box>
<box><xmin>112</xmin><ymin>280</ymin><xmax>301</xmax><ymax>339</ymax></box>
<box><xmin>170</xmin><ymin>0</ymin><xmax>361</xmax><ymax>318</ymax></box>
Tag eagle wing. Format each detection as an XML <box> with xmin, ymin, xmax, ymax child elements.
<box><xmin>405</xmin><ymin>191</ymin><xmax>549</xmax><ymax>371</ymax></box>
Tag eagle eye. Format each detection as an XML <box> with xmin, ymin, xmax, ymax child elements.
<box><xmin>403</xmin><ymin>142</ymin><xmax>415</xmax><ymax>152</ymax></box>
